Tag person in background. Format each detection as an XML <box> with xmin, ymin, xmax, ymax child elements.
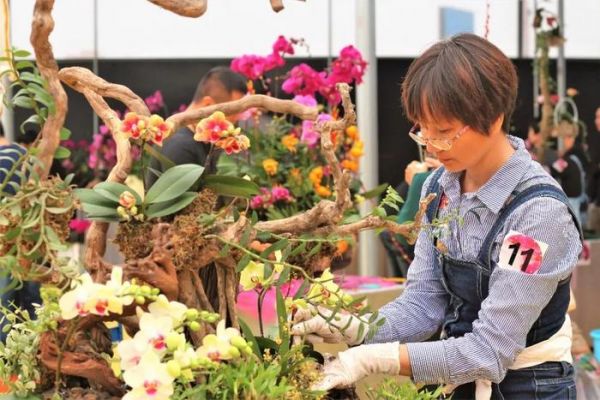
<box><xmin>145</xmin><ymin>66</ymin><xmax>247</xmax><ymax>187</ymax></box>
<box><xmin>525</xmin><ymin>118</ymin><xmax>557</xmax><ymax>172</ymax></box>
<box><xmin>550</xmin><ymin>122</ymin><xmax>590</xmax><ymax>226</ymax></box>
<box><xmin>380</xmin><ymin>155</ymin><xmax>441</xmax><ymax>277</ymax></box>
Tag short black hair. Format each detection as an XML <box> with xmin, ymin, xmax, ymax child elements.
<box><xmin>192</xmin><ymin>66</ymin><xmax>247</xmax><ymax>103</ymax></box>
<box><xmin>528</xmin><ymin>118</ymin><xmax>541</xmax><ymax>133</ymax></box>
<box><xmin>402</xmin><ymin>33</ymin><xmax>518</xmax><ymax>134</ymax></box>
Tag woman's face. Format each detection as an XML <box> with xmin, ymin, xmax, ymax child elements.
<box><xmin>419</xmin><ymin>117</ymin><xmax>502</xmax><ymax>173</ymax></box>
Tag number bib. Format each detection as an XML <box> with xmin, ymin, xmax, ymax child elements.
<box><xmin>498</xmin><ymin>230</ymin><xmax>548</xmax><ymax>274</ymax></box>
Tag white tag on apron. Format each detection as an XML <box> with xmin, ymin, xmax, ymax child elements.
<box><xmin>498</xmin><ymin>230</ymin><xmax>548</xmax><ymax>274</ymax></box>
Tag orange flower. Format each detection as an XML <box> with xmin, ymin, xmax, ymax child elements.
<box><xmin>262</xmin><ymin>158</ymin><xmax>279</xmax><ymax>176</ymax></box>
<box><xmin>315</xmin><ymin>185</ymin><xmax>331</xmax><ymax>198</ymax></box>
<box><xmin>121</xmin><ymin>112</ymin><xmax>147</xmax><ymax>140</ymax></box>
<box><xmin>350</xmin><ymin>140</ymin><xmax>364</xmax><ymax>158</ymax></box>
<box><xmin>147</xmin><ymin>115</ymin><xmax>173</xmax><ymax>146</ymax></box>
<box><xmin>281</xmin><ymin>134</ymin><xmax>299</xmax><ymax>152</ymax></box>
<box><xmin>308</xmin><ymin>167</ymin><xmax>323</xmax><ymax>186</ymax></box>
<box><xmin>345</xmin><ymin>125</ymin><xmax>359</xmax><ymax>140</ymax></box>
<box><xmin>195</xmin><ymin>111</ymin><xmax>235</xmax><ymax>143</ymax></box>
<box><xmin>335</xmin><ymin>240</ymin><xmax>349</xmax><ymax>257</ymax></box>
<box><xmin>237</xmin><ymin>134</ymin><xmax>251</xmax><ymax>151</ymax></box>
<box><xmin>341</xmin><ymin>159</ymin><xmax>359</xmax><ymax>172</ymax></box>
<box><xmin>289</xmin><ymin>168</ymin><xmax>302</xmax><ymax>183</ymax></box>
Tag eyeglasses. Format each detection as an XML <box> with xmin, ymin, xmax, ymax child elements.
<box><xmin>408</xmin><ymin>124</ymin><xmax>468</xmax><ymax>151</ymax></box>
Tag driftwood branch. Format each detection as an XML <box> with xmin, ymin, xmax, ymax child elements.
<box><xmin>59</xmin><ymin>67</ymin><xmax>150</xmax><ymax>116</ymax></box>
<box><xmin>147</xmin><ymin>0</ymin><xmax>207</xmax><ymax>17</ymax></box>
<box><xmin>166</xmin><ymin>95</ymin><xmax>318</xmax><ymax>131</ymax></box>
<box><xmin>30</xmin><ymin>0</ymin><xmax>67</xmax><ymax>178</ymax></box>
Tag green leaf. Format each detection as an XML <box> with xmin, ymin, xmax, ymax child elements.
<box><xmin>3</xmin><ymin>227</ymin><xmax>21</xmax><ymax>241</ymax></box>
<box><xmin>19</xmin><ymin>114</ymin><xmax>41</xmax><ymax>133</ymax></box>
<box><xmin>94</xmin><ymin>182</ymin><xmax>142</xmax><ymax>205</ymax></box>
<box><xmin>13</xmin><ymin>96</ymin><xmax>35</xmax><ymax>109</ymax></box>
<box><xmin>44</xmin><ymin>226</ymin><xmax>68</xmax><ymax>251</ymax></box>
<box><xmin>289</xmin><ymin>241</ymin><xmax>307</xmax><ymax>257</ymax></box>
<box><xmin>13</xmin><ymin>49</ymin><xmax>31</xmax><ymax>58</ymax></box>
<box><xmin>238</xmin><ymin>318</ymin><xmax>261</xmax><ymax>358</ymax></box>
<box><xmin>293</xmin><ymin>279</ymin><xmax>310</xmax><ymax>300</ymax></box>
<box><xmin>145</xmin><ymin>164</ymin><xmax>204</xmax><ymax>204</ymax></box>
<box><xmin>146</xmin><ymin>192</ymin><xmax>197</xmax><ymax>219</ymax></box>
<box><xmin>215</xmin><ymin>155</ymin><xmax>241</xmax><ymax>176</ymax></box>
<box><xmin>80</xmin><ymin>203</ymin><xmax>120</xmax><ymax>219</ymax></box>
<box><xmin>59</xmin><ymin>127</ymin><xmax>71</xmax><ymax>141</ymax></box>
<box><xmin>202</xmin><ymin>175</ymin><xmax>259</xmax><ymax>198</ymax></box>
<box><xmin>53</xmin><ymin>146</ymin><xmax>71</xmax><ymax>160</ymax></box>
<box><xmin>306</xmin><ymin>242</ymin><xmax>322</xmax><ymax>258</ymax></box>
<box><xmin>236</xmin><ymin>254</ymin><xmax>251</xmax><ymax>273</ymax></box>
<box><xmin>19</xmin><ymin>71</ymin><xmax>44</xmax><ymax>86</ymax></box>
<box><xmin>360</xmin><ymin>183</ymin><xmax>389</xmax><ymax>199</ymax></box>
<box><xmin>259</xmin><ymin>239</ymin><xmax>289</xmax><ymax>260</ymax></box>
<box><xmin>145</xmin><ymin>145</ymin><xmax>175</xmax><ymax>170</ymax></box>
<box><xmin>74</xmin><ymin>188</ymin><xmax>118</xmax><ymax>208</ymax></box>
<box><xmin>15</xmin><ymin>60</ymin><xmax>35</xmax><ymax>70</ymax></box>
<box><xmin>275</xmin><ymin>288</ymin><xmax>290</xmax><ymax>356</ymax></box>
<box><xmin>276</xmin><ymin>266</ymin><xmax>291</xmax><ymax>286</ymax></box>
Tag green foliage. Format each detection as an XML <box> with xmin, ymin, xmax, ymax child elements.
<box><xmin>371</xmin><ymin>185</ymin><xmax>404</xmax><ymax>218</ymax></box>
<box><xmin>0</xmin><ymin>287</ymin><xmax>62</xmax><ymax>397</ymax></box>
<box><xmin>76</xmin><ymin>164</ymin><xmax>205</xmax><ymax>221</ymax></box>
<box><xmin>367</xmin><ymin>379</ymin><xmax>448</xmax><ymax>400</ymax></box>
<box><xmin>202</xmin><ymin>175</ymin><xmax>260</xmax><ymax>198</ymax></box>
<box><xmin>172</xmin><ymin>356</ymin><xmax>297</xmax><ymax>400</ymax></box>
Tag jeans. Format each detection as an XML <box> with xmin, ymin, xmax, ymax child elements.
<box><xmin>449</xmin><ymin>362</ymin><xmax>576</xmax><ymax>399</ymax></box>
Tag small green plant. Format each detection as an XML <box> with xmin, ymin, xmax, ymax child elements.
<box><xmin>367</xmin><ymin>378</ymin><xmax>448</xmax><ymax>400</ymax></box>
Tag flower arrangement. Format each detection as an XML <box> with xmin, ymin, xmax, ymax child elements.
<box><xmin>1</xmin><ymin>4</ymin><xmax>440</xmax><ymax>399</ymax></box>
<box><xmin>221</xmin><ymin>36</ymin><xmax>369</xmax><ymax>223</ymax></box>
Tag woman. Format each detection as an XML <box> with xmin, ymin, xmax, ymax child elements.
<box><xmin>292</xmin><ymin>33</ymin><xmax>581</xmax><ymax>399</ymax></box>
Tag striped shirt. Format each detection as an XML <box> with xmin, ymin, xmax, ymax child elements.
<box><xmin>367</xmin><ymin>136</ymin><xmax>582</xmax><ymax>386</ymax></box>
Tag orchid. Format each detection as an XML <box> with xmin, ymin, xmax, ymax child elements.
<box><xmin>123</xmin><ymin>351</ymin><xmax>174</xmax><ymax>400</ymax></box>
<box><xmin>116</xmin><ymin>334</ymin><xmax>150</xmax><ymax>371</ymax></box>
<box><xmin>147</xmin><ymin>295</ymin><xmax>188</xmax><ymax>326</ymax></box>
<box><xmin>306</xmin><ymin>268</ymin><xmax>348</xmax><ymax>306</ymax></box>
<box><xmin>195</xmin><ymin>333</ymin><xmax>238</xmax><ymax>363</ymax></box>
<box><xmin>194</xmin><ymin>111</ymin><xmax>235</xmax><ymax>143</ymax></box>
<box><xmin>137</xmin><ymin>312</ymin><xmax>175</xmax><ymax>354</ymax></box>
<box><xmin>58</xmin><ymin>273</ymin><xmax>96</xmax><ymax>319</ymax></box>
<box><xmin>147</xmin><ymin>114</ymin><xmax>173</xmax><ymax>146</ymax></box>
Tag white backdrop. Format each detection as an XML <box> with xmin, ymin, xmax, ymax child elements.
<box><xmin>10</xmin><ymin>0</ymin><xmax>600</xmax><ymax>60</ymax></box>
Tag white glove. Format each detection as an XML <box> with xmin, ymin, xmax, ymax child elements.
<box><xmin>290</xmin><ymin>305</ymin><xmax>369</xmax><ymax>346</ymax></box>
<box><xmin>313</xmin><ymin>342</ymin><xmax>401</xmax><ymax>391</ymax></box>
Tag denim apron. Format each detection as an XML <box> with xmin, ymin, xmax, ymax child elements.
<box><xmin>425</xmin><ymin>168</ymin><xmax>581</xmax><ymax>399</ymax></box>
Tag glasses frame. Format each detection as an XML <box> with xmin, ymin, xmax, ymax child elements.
<box><xmin>408</xmin><ymin>124</ymin><xmax>469</xmax><ymax>151</ymax></box>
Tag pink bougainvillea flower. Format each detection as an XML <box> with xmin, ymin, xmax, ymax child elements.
<box><xmin>272</xmin><ymin>35</ymin><xmax>295</xmax><ymax>55</ymax></box>
<box><xmin>195</xmin><ymin>111</ymin><xmax>234</xmax><ymax>143</ymax></box>
<box><xmin>301</xmin><ymin>113</ymin><xmax>332</xmax><ymax>148</ymax></box>
<box><xmin>231</xmin><ymin>55</ymin><xmax>267</xmax><ymax>80</ymax></box>
<box><xmin>282</xmin><ymin>63</ymin><xmax>326</xmax><ymax>96</ymax></box>
<box><xmin>292</xmin><ymin>94</ymin><xmax>317</xmax><ymax>107</ymax></box>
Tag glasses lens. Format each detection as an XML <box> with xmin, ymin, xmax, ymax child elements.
<box><xmin>429</xmin><ymin>139</ymin><xmax>451</xmax><ymax>151</ymax></box>
<box><xmin>409</xmin><ymin>131</ymin><xmax>426</xmax><ymax>146</ymax></box>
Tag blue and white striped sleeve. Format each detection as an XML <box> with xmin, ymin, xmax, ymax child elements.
<box><xmin>406</xmin><ymin>197</ymin><xmax>581</xmax><ymax>385</ymax></box>
<box><xmin>367</xmin><ymin>175</ymin><xmax>449</xmax><ymax>344</ymax></box>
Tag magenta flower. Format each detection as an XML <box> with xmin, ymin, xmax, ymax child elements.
<box><xmin>69</xmin><ymin>218</ymin><xmax>92</xmax><ymax>235</ymax></box>
<box><xmin>272</xmin><ymin>35</ymin><xmax>295</xmax><ymax>55</ymax></box>
<box><xmin>329</xmin><ymin>45</ymin><xmax>368</xmax><ymax>84</ymax></box>
<box><xmin>271</xmin><ymin>186</ymin><xmax>292</xmax><ymax>202</ymax></box>
<box><xmin>250</xmin><ymin>195</ymin><xmax>264</xmax><ymax>210</ymax></box>
<box><xmin>292</xmin><ymin>95</ymin><xmax>317</xmax><ymax>107</ymax></box>
<box><xmin>231</xmin><ymin>55</ymin><xmax>267</xmax><ymax>80</ymax></box>
<box><xmin>301</xmin><ymin>113</ymin><xmax>332</xmax><ymax>148</ymax></box>
<box><xmin>144</xmin><ymin>90</ymin><xmax>165</xmax><ymax>113</ymax></box>
<box><xmin>281</xmin><ymin>63</ymin><xmax>326</xmax><ymax>96</ymax></box>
